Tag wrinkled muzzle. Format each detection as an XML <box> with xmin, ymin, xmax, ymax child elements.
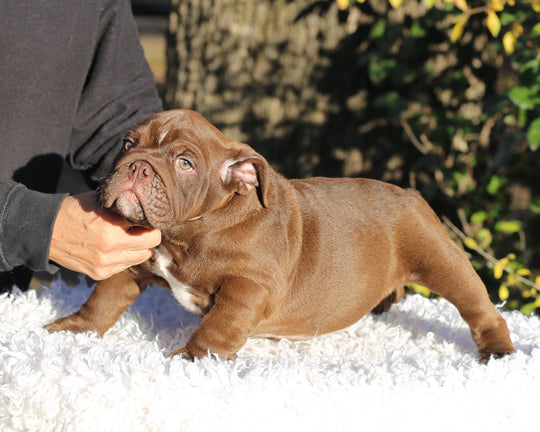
<box><xmin>99</xmin><ymin>158</ymin><xmax>174</xmax><ymax>230</ymax></box>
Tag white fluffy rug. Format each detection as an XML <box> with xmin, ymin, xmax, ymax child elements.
<box><xmin>1</xmin><ymin>278</ymin><xmax>539</xmax><ymax>432</ymax></box>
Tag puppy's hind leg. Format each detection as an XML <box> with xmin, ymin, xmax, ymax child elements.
<box><xmin>45</xmin><ymin>270</ymin><xmax>144</xmax><ymax>336</ymax></box>
<box><xmin>400</xmin><ymin>200</ymin><xmax>514</xmax><ymax>362</ymax></box>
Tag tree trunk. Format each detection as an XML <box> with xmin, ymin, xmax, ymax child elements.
<box><xmin>164</xmin><ymin>0</ymin><xmax>375</xmax><ymax>178</ymax></box>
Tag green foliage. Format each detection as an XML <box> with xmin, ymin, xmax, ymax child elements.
<box><xmin>333</xmin><ymin>0</ymin><xmax>540</xmax><ymax>313</ymax></box>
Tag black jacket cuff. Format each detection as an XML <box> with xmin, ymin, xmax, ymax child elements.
<box><xmin>0</xmin><ymin>184</ymin><xmax>66</xmax><ymax>272</ymax></box>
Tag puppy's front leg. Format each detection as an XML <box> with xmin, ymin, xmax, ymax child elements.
<box><xmin>170</xmin><ymin>277</ymin><xmax>270</xmax><ymax>360</ymax></box>
<box><xmin>45</xmin><ymin>270</ymin><xmax>144</xmax><ymax>336</ymax></box>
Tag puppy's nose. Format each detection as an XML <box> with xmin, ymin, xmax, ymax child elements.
<box><xmin>129</xmin><ymin>160</ymin><xmax>155</xmax><ymax>180</ymax></box>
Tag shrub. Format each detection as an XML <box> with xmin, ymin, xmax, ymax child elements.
<box><xmin>336</xmin><ymin>0</ymin><xmax>540</xmax><ymax>313</ymax></box>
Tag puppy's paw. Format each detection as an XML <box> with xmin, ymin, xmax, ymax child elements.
<box><xmin>167</xmin><ymin>347</ymin><xmax>194</xmax><ymax>360</ymax></box>
<box><xmin>167</xmin><ymin>346</ymin><xmax>238</xmax><ymax>361</ymax></box>
<box><xmin>44</xmin><ymin>314</ymin><xmax>99</xmax><ymax>335</ymax></box>
<box><xmin>475</xmin><ymin>318</ymin><xmax>515</xmax><ymax>363</ymax></box>
<box><xmin>478</xmin><ymin>346</ymin><xmax>514</xmax><ymax>364</ymax></box>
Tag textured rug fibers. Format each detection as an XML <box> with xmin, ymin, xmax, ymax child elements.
<box><xmin>1</xmin><ymin>278</ymin><xmax>539</xmax><ymax>432</ymax></box>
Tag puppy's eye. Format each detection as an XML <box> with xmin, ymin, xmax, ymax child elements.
<box><xmin>123</xmin><ymin>140</ymin><xmax>135</xmax><ymax>151</ymax></box>
<box><xmin>177</xmin><ymin>158</ymin><xmax>193</xmax><ymax>171</ymax></box>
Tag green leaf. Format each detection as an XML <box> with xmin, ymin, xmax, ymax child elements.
<box><xmin>527</xmin><ymin>117</ymin><xmax>540</xmax><ymax>151</ymax></box>
<box><xmin>520</xmin><ymin>302</ymin><xmax>536</xmax><ymax>316</ymax></box>
<box><xmin>410</xmin><ymin>21</ymin><xmax>427</xmax><ymax>38</ymax></box>
<box><xmin>477</xmin><ymin>228</ymin><xmax>493</xmax><ymax>248</ymax></box>
<box><xmin>532</xmin><ymin>23</ymin><xmax>540</xmax><ymax>37</ymax></box>
<box><xmin>519</xmin><ymin>108</ymin><xmax>528</xmax><ymax>128</ymax></box>
<box><xmin>373</xmin><ymin>91</ymin><xmax>400</xmax><ymax>108</ymax></box>
<box><xmin>500</xmin><ymin>11</ymin><xmax>517</xmax><ymax>26</ymax></box>
<box><xmin>520</xmin><ymin>59</ymin><xmax>540</xmax><ymax>75</ymax></box>
<box><xmin>470</xmin><ymin>211</ymin><xmax>488</xmax><ymax>224</ymax></box>
<box><xmin>530</xmin><ymin>196</ymin><xmax>540</xmax><ymax>213</ymax></box>
<box><xmin>503</xmin><ymin>114</ymin><xmax>517</xmax><ymax>126</ymax></box>
<box><xmin>422</xmin><ymin>0</ymin><xmax>436</xmax><ymax>8</ymax></box>
<box><xmin>495</xmin><ymin>220</ymin><xmax>522</xmax><ymax>234</ymax></box>
<box><xmin>370</xmin><ymin>19</ymin><xmax>386</xmax><ymax>39</ymax></box>
<box><xmin>487</xmin><ymin>175</ymin><xmax>506</xmax><ymax>195</ymax></box>
<box><xmin>368</xmin><ymin>58</ymin><xmax>397</xmax><ymax>83</ymax></box>
<box><xmin>508</xmin><ymin>87</ymin><xmax>540</xmax><ymax>110</ymax></box>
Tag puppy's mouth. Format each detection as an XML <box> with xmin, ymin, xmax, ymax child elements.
<box><xmin>99</xmin><ymin>160</ymin><xmax>174</xmax><ymax>230</ymax></box>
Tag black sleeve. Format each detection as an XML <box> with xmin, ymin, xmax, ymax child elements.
<box><xmin>68</xmin><ymin>0</ymin><xmax>163</xmax><ymax>183</ymax></box>
<box><xmin>0</xmin><ymin>182</ymin><xmax>66</xmax><ymax>272</ymax></box>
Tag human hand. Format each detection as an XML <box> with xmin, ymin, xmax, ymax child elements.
<box><xmin>49</xmin><ymin>191</ymin><xmax>161</xmax><ymax>280</ymax></box>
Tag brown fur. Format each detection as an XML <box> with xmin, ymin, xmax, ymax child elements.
<box><xmin>46</xmin><ymin>109</ymin><xmax>514</xmax><ymax>362</ymax></box>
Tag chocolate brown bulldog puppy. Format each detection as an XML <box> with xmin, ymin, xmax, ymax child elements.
<box><xmin>46</xmin><ymin>109</ymin><xmax>514</xmax><ymax>362</ymax></box>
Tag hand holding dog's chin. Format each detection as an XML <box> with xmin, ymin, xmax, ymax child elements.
<box><xmin>49</xmin><ymin>191</ymin><xmax>161</xmax><ymax>281</ymax></box>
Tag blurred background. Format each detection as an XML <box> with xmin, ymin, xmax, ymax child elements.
<box><xmin>131</xmin><ymin>0</ymin><xmax>540</xmax><ymax>314</ymax></box>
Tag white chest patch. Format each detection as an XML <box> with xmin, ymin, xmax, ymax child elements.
<box><xmin>152</xmin><ymin>246</ymin><xmax>202</xmax><ymax>316</ymax></box>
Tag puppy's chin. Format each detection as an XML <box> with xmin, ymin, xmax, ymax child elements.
<box><xmin>111</xmin><ymin>191</ymin><xmax>149</xmax><ymax>227</ymax></box>
<box><xmin>108</xmin><ymin>190</ymin><xmax>178</xmax><ymax>231</ymax></box>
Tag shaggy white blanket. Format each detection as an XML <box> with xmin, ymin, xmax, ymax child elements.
<box><xmin>0</xmin><ymin>278</ymin><xmax>539</xmax><ymax>432</ymax></box>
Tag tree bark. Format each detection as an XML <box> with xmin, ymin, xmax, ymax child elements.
<box><xmin>165</xmin><ymin>0</ymin><xmax>372</xmax><ymax>178</ymax></box>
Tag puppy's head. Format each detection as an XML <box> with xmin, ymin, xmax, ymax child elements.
<box><xmin>99</xmin><ymin>110</ymin><xmax>268</xmax><ymax>230</ymax></box>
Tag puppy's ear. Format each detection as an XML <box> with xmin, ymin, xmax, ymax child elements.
<box><xmin>220</xmin><ymin>144</ymin><xmax>268</xmax><ymax>208</ymax></box>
